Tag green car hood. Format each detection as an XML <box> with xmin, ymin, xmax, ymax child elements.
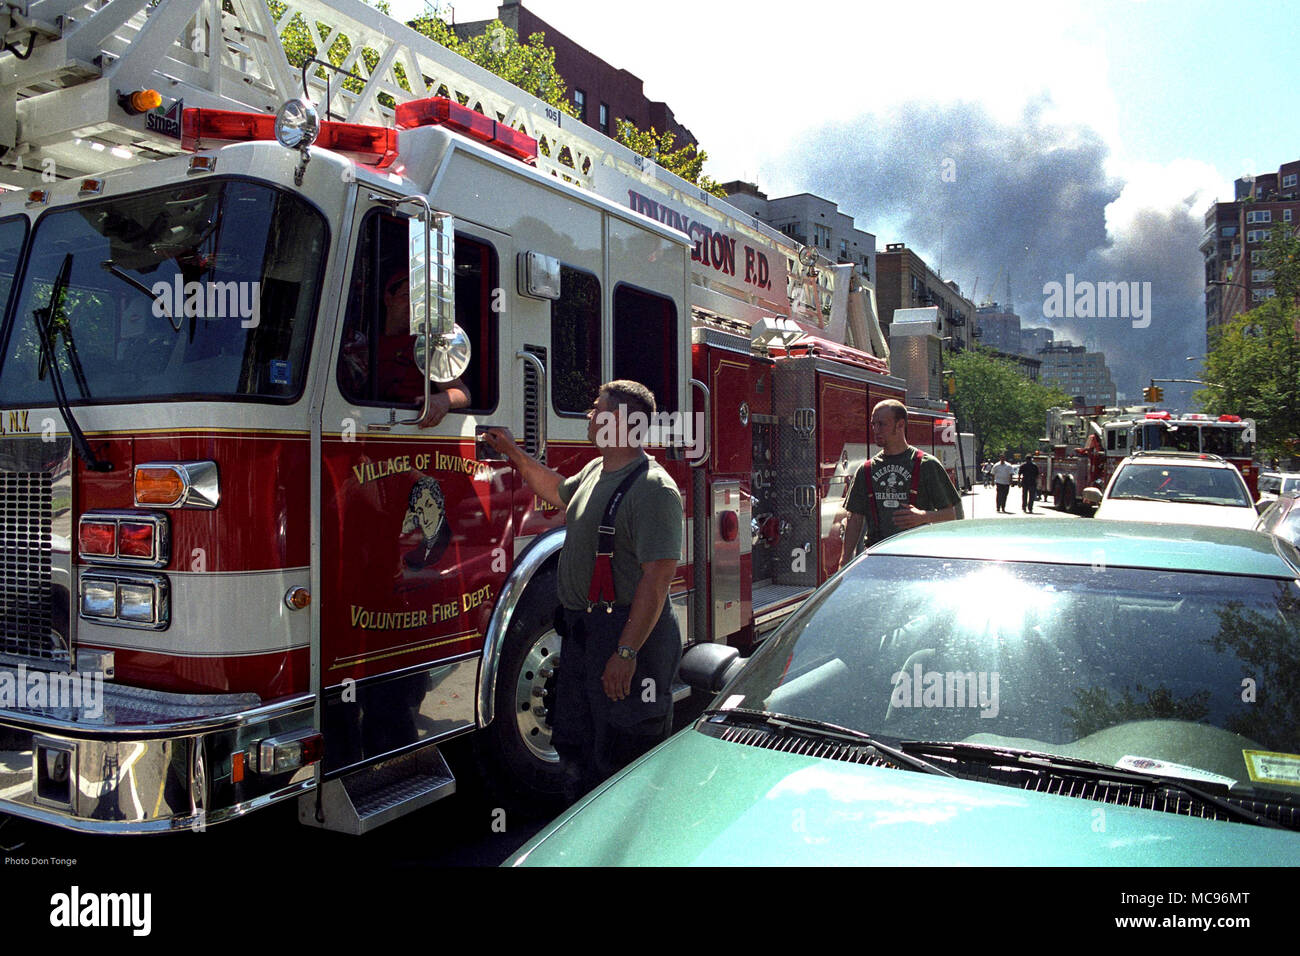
<box><xmin>508</xmin><ymin>729</ymin><xmax>1300</xmax><ymax>866</ymax></box>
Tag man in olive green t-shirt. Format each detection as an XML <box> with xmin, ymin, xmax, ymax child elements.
<box><xmin>839</xmin><ymin>399</ymin><xmax>962</xmax><ymax>566</ymax></box>
<box><xmin>483</xmin><ymin>380</ymin><xmax>682</xmax><ymax>797</ymax></box>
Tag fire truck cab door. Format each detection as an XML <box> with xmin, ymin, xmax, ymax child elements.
<box><xmin>315</xmin><ymin>198</ymin><xmax>513</xmax><ymax>771</ymax></box>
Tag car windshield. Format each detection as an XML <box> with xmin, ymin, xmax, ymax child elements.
<box><xmin>0</xmin><ymin>178</ymin><xmax>327</xmax><ymax>405</ymax></box>
<box><xmin>1109</xmin><ymin>462</ymin><xmax>1250</xmax><ymax>506</ymax></box>
<box><xmin>721</xmin><ymin>556</ymin><xmax>1300</xmax><ymax>800</ymax></box>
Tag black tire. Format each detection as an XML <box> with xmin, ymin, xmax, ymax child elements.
<box><xmin>1052</xmin><ymin>478</ymin><xmax>1064</xmax><ymax>510</ymax></box>
<box><xmin>1063</xmin><ymin>480</ymin><xmax>1077</xmax><ymax>512</ymax></box>
<box><xmin>474</xmin><ymin>568</ymin><xmax>569</xmax><ymax>817</ymax></box>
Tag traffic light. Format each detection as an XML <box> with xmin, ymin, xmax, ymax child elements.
<box><xmin>1142</xmin><ymin>385</ymin><xmax>1164</xmax><ymax>403</ymax></box>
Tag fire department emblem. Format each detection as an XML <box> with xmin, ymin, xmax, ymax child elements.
<box><xmin>401</xmin><ymin>475</ymin><xmax>449</xmax><ymax>568</ymax></box>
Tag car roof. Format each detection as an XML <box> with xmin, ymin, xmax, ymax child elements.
<box><xmin>869</xmin><ymin>518</ymin><xmax>1300</xmax><ymax>577</ymax></box>
<box><xmin>1118</xmin><ymin>453</ymin><xmax>1236</xmax><ymax>469</ymax></box>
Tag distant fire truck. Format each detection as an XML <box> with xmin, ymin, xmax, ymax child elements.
<box><xmin>1032</xmin><ymin>406</ymin><xmax>1109</xmax><ymax>513</ymax></box>
<box><xmin>0</xmin><ymin>0</ymin><xmax>957</xmax><ymax>832</ymax></box>
<box><xmin>1033</xmin><ymin>406</ymin><xmax>1257</xmax><ymax>512</ymax></box>
<box><xmin>1100</xmin><ymin>411</ymin><xmax>1258</xmax><ymax>497</ymax></box>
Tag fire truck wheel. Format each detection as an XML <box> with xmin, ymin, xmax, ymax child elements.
<box><xmin>476</xmin><ymin>569</ymin><xmax>568</xmax><ymax>814</ymax></box>
<box><xmin>1063</xmin><ymin>480</ymin><xmax>1077</xmax><ymax>512</ymax></box>
<box><xmin>1052</xmin><ymin>479</ymin><xmax>1064</xmax><ymax>510</ymax></box>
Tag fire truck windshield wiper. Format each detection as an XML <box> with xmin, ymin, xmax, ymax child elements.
<box><xmin>100</xmin><ymin>260</ymin><xmax>184</xmax><ymax>333</ymax></box>
<box><xmin>33</xmin><ymin>254</ymin><xmax>110</xmax><ymax>472</ymax></box>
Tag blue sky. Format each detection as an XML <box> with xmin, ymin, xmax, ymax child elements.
<box><xmin>388</xmin><ymin>0</ymin><xmax>1298</xmax><ymax>402</ymax></box>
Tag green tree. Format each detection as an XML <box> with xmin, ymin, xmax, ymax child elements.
<box><xmin>406</xmin><ymin>16</ymin><xmax>575</xmax><ymax>113</ymax></box>
<box><xmin>270</xmin><ymin>3</ymin><xmax>575</xmax><ymax>116</ymax></box>
<box><xmin>615</xmin><ymin>120</ymin><xmax>726</xmax><ymax>198</ymax></box>
<box><xmin>1198</xmin><ymin>223</ymin><xmax>1300</xmax><ymax>462</ymax></box>
<box><xmin>949</xmin><ymin>346</ymin><xmax>1070</xmax><ymax>461</ymax></box>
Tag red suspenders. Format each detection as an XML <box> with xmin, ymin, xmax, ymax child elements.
<box><xmin>865</xmin><ymin>448</ymin><xmax>924</xmax><ymax>540</ymax></box>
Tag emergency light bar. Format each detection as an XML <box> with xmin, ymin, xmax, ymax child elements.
<box><xmin>181</xmin><ymin>108</ymin><xmax>399</xmax><ymax>167</ymax></box>
<box><xmin>395</xmin><ymin>96</ymin><xmax>538</xmax><ymax>164</ymax></box>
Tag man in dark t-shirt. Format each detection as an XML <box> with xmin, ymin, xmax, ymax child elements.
<box><xmin>840</xmin><ymin>400</ymin><xmax>962</xmax><ymax>565</ymax></box>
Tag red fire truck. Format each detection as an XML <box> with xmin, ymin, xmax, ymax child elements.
<box><xmin>1099</xmin><ymin>411</ymin><xmax>1258</xmax><ymax>497</ymax></box>
<box><xmin>1032</xmin><ymin>406</ymin><xmax>1109</xmax><ymax>513</ymax></box>
<box><xmin>1034</xmin><ymin>405</ymin><xmax>1258</xmax><ymax>512</ymax></box>
<box><xmin>0</xmin><ymin>0</ymin><xmax>956</xmax><ymax>833</ymax></box>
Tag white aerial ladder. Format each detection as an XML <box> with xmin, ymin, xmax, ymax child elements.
<box><xmin>0</xmin><ymin>0</ymin><xmax>891</xmax><ymax>356</ymax></box>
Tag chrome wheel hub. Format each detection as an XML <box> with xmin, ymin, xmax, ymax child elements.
<box><xmin>514</xmin><ymin>629</ymin><xmax>561</xmax><ymax>762</ymax></box>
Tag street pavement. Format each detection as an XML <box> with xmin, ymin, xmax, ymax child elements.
<box><xmin>961</xmin><ymin>479</ymin><xmax>1084</xmax><ymax>520</ymax></box>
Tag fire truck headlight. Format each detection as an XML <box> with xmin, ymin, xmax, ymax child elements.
<box><xmin>80</xmin><ymin>573</ymin><xmax>170</xmax><ymax>630</ymax></box>
<box><xmin>118</xmin><ymin>582</ymin><xmax>159</xmax><ymax>624</ymax></box>
<box><xmin>275</xmin><ymin>98</ymin><xmax>319</xmax><ymax>150</ymax></box>
<box><xmin>257</xmin><ymin>731</ymin><xmax>323</xmax><ymax>775</ymax></box>
<box><xmin>81</xmin><ymin>579</ymin><xmax>117</xmax><ymax>619</ymax></box>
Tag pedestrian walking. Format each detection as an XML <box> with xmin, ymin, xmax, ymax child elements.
<box><xmin>992</xmin><ymin>454</ymin><xmax>1015</xmax><ymax>513</ymax></box>
<box><xmin>1019</xmin><ymin>457</ymin><xmax>1040</xmax><ymax>513</ymax></box>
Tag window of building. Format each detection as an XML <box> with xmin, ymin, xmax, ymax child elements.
<box><xmin>551</xmin><ymin>266</ymin><xmax>601</xmax><ymax>415</ymax></box>
<box><xmin>1284</xmin><ymin>173</ymin><xmax>1298</xmax><ymax>189</ymax></box>
<box><xmin>338</xmin><ymin>212</ymin><xmax>498</xmax><ymax>412</ymax></box>
<box><xmin>814</xmin><ymin>224</ymin><xmax>831</xmax><ymax>248</ymax></box>
<box><xmin>1252</xmin><ymin>269</ymin><xmax>1274</xmax><ymax>283</ymax></box>
<box><xmin>1286</xmin><ymin>209</ymin><xmax>1294</xmax><ymax>222</ymax></box>
<box><xmin>1251</xmin><ymin>250</ymin><xmax>1264</xmax><ymax>265</ymax></box>
<box><xmin>1246</xmin><ymin>209</ymin><xmax>1272</xmax><ymax>224</ymax></box>
<box><xmin>613</xmin><ymin>285</ymin><xmax>677</xmax><ymax>414</ymax></box>
<box><xmin>1220</xmin><ymin>225</ymin><xmax>1237</xmax><ymax>237</ymax></box>
<box><xmin>599</xmin><ymin>103</ymin><xmax>609</xmax><ymax>135</ymax></box>
<box><xmin>1246</xmin><ymin>229</ymin><xmax>1269</xmax><ymax>243</ymax></box>
<box><xmin>573</xmin><ymin>89</ymin><xmax>586</xmax><ymax>122</ymax></box>
<box><xmin>1252</xmin><ymin>288</ymin><xmax>1276</xmax><ymax>301</ymax></box>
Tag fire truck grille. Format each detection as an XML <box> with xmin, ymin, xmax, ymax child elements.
<box><xmin>0</xmin><ymin>470</ymin><xmax>58</xmax><ymax>663</ymax></box>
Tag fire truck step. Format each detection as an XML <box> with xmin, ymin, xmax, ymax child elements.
<box><xmin>298</xmin><ymin>744</ymin><xmax>456</xmax><ymax>835</ymax></box>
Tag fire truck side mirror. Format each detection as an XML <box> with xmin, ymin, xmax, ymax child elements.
<box><xmin>409</xmin><ymin>210</ymin><xmax>455</xmax><ymax>340</ymax></box>
<box><xmin>408</xmin><ymin>208</ymin><xmax>469</xmax><ymax>384</ymax></box>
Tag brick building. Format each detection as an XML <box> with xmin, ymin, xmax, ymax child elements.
<box><xmin>454</xmin><ymin>0</ymin><xmax>696</xmax><ymax>147</ymax></box>
<box><xmin>1201</xmin><ymin>158</ymin><xmax>1300</xmax><ymax>347</ymax></box>
<box><xmin>874</xmin><ymin>242</ymin><xmax>973</xmax><ymax>349</ymax></box>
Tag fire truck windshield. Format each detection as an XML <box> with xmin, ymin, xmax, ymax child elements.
<box><xmin>0</xmin><ymin>179</ymin><xmax>327</xmax><ymax>405</ymax></box>
<box><xmin>1141</xmin><ymin>422</ymin><xmax>1251</xmax><ymax>458</ymax></box>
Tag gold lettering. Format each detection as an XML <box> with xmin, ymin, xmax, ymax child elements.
<box><xmin>461</xmin><ymin>584</ymin><xmax>493</xmax><ymax>612</ymax></box>
<box><xmin>6</xmin><ymin>410</ymin><xmax>30</xmax><ymax>434</ymax></box>
<box><xmin>351</xmin><ymin>454</ymin><xmax>415</xmax><ymax>486</ymax></box>
<box><xmin>430</xmin><ymin>600</ymin><xmax>458</xmax><ymax>623</ymax></box>
<box><xmin>349</xmin><ymin>603</ymin><xmax>429</xmax><ymax>630</ymax></box>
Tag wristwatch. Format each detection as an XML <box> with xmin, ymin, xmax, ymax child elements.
<box><xmin>616</xmin><ymin>645</ymin><xmax>637</xmax><ymax>661</ymax></box>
